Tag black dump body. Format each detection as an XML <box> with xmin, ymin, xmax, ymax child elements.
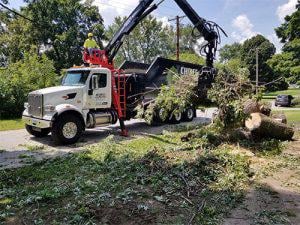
<box><xmin>118</xmin><ymin>57</ymin><xmax>214</xmax><ymax>119</ymax></box>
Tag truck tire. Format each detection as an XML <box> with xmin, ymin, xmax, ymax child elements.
<box><xmin>170</xmin><ymin>111</ymin><xmax>182</xmax><ymax>124</ymax></box>
<box><xmin>152</xmin><ymin>108</ymin><xmax>168</xmax><ymax>124</ymax></box>
<box><xmin>26</xmin><ymin>125</ymin><xmax>51</xmax><ymax>138</ymax></box>
<box><xmin>183</xmin><ymin>107</ymin><xmax>195</xmax><ymax>122</ymax></box>
<box><xmin>51</xmin><ymin>114</ymin><xmax>83</xmax><ymax>145</ymax></box>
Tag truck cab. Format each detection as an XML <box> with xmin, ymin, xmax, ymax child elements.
<box><xmin>22</xmin><ymin>67</ymin><xmax>118</xmax><ymax>144</ymax></box>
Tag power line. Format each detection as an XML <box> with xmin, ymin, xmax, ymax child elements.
<box><xmin>0</xmin><ymin>2</ymin><xmax>34</xmax><ymax>22</ymax></box>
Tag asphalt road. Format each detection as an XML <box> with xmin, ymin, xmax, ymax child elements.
<box><xmin>0</xmin><ymin>109</ymin><xmax>216</xmax><ymax>169</ymax></box>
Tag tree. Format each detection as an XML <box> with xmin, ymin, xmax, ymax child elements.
<box><xmin>219</xmin><ymin>43</ymin><xmax>242</xmax><ymax>63</ymax></box>
<box><xmin>275</xmin><ymin>0</ymin><xmax>300</xmax><ymax>43</ymax></box>
<box><xmin>268</xmin><ymin>39</ymin><xmax>300</xmax><ymax>84</ymax></box>
<box><xmin>0</xmin><ymin>51</ymin><xmax>57</xmax><ymax>118</ymax></box>
<box><xmin>107</xmin><ymin>15</ymin><xmax>175</xmax><ymax>66</ymax></box>
<box><xmin>172</xmin><ymin>52</ymin><xmax>205</xmax><ymax>65</ymax></box>
<box><xmin>269</xmin><ymin>2</ymin><xmax>300</xmax><ymax>84</ymax></box>
<box><xmin>179</xmin><ymin>24</ymin><xmax>199</xmax><ymax>54</ymax></box>
<box><xmin>241</xmin><ymin>35</ymin><xmax>276</xmax><ymax>85</ymax></box>
<box><xmin>0</xmin><ymin>0</ymin><xmax>105</xmax><ymax>71</ymax></box>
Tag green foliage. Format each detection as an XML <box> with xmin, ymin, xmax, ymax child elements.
<box><xmin>268</xmin><ymin>39</ymin><xmax>300</xmax><ymax>84</ymax></box>
<box><xmin>0</xmin><ymin>52</ymin><xmax>56</xmax><ymax>118</ymax></box>
<box><xmin>0</xmin><ymin>0</ymin><xmax>105</xmax><ymax>71</ymax></box>
<box><xmin>140</xmin><ymin>72</ymin><xmax>198</xmax><ymax>124</ymax></box>
<box><xmin>270</xmin><ymin>3</ymin><xmax>300</xmax><ymax>85</ymax></box>
<box><xmin>179</xmin><ymin>24</ymin><xmax>199</xmax><ymax>54</ymax></box>
<box><xmin>241</xmin><ymin>35</ymin><xmax>277</xmax><ymax>88</ymax></box>
<box><xmin>208</xmin><ymin>61</ymin><xmax>254</xmax><ymax>128</ymax></box>
<box><xmin>0</xmin><ymin>129</ymin><xmax>250</xmax><ymax>224</ymax></box>
<box><xmin>275</xmin><ymin>2</ymin><xmax>300</xmax><ymax>43</ymax></box>
<box><xmin>171</xmin><ymin>52</ymin><xmax>205</xmax><ymax>65</ymax></box>
<box><xmin>292</xmin><ymin>96</ymin><xmax>300</xmax><ymax>107</ymax></box>
<box><xmin>219</xmin><ymin>42</ymin><xmax>242</xmax><ymax>63</ymax></box>
<box><xmin>107</xmin><ymin>15</ymin><xmax>175</xmax><ymax>66</ymax></box>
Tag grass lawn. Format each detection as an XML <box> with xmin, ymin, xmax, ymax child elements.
<box><xmin>0</xmin><ymin>127</ymin><xmax>252</xmax><ymax>224</ymax></box>
<box><xmin>0</xmin><ymin>118</ymin><xmax>24</xmax><ymax>131</ymax></box>
<box><xmin>263</xmin><ymin>88</ymin><xmax>300</xmax><ymax>99</ymax></box>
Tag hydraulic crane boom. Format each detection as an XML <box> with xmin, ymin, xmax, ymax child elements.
<box><xmin>105</xmin><ymin>0</ymin><xmax>158</xmax><ymax>63</ymax></box>
<box><xmin>101</xmin><ymin>0</ymin><xmax>227</xmax><ymax>68</ymax></box>
<box><xmin>173</xmin><ymin>0</ymin><xmax>227</xmax><ymax>67</ymax></box>
<box><xmin>84</xmin><ymin>0</ymin><xmax>226</xmax><ymax>68</ymax></box>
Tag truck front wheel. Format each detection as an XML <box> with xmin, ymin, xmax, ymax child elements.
<box><xmin>51</xmin><ymin>114</ymin><xmax>83</xmax><ymax>145</ymax></box>
<box><xmin>25</xmin><ymin>125</ymin><xmax>50</xmax><ymax>138</ymax></box>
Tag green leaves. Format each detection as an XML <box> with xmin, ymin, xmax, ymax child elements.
<box><xmin>0</xmin><ymin>51</ymin><xmax>56</xmax><ymax>118</ymax></box>
<box><xmin>208</xmin><ymin>62</ymin><xmax>253</xmax><ymax>128</ymax></box>
<box><xmin>269</xmin><ymin>4</ymin><xmax>300</xmax><ymax>85</ymax></box>
<box><xmin>107</xmin><ymin>15</ymin><xmax>175</xmax><ymax>66</ymax></box>
<box><xmin>0</xmin><ymin>0</ymin><xmax>105</xmax><ymax>71</ymax></box>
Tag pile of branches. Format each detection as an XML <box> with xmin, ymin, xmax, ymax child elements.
<box><xmin>208</xmin><ymin>63</ymin><xmax>254</xmax><ymax>128</ymax></box>
<box><xmin>137</xmin><ymin>69</ymin><xmax>199</xmax><ymax>124</ymax></box>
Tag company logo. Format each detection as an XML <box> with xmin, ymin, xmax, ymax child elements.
<box><xmin>180</xmin><ymin>67</ymin><xmax>199</xmax><ymax>76</ymax></box>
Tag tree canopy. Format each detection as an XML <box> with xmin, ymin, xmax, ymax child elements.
<box><xmin>269</xmin><ymin>1</ymin><xmax>300</xmax><ymax>84</ymax></box>
<box><xmin>106</xmin><ymin>15</ymin><xmax>175</xmax><ymax>66</ymax></box>
<box><xmin>0</xmin><ymin>0</ymin><xmax>105</xmax><ymax>71</ymax></box>
<box><xmin>219</xmin><ymin>42</ymin><xmax>242</xmax><ymax>63</ymax></box>
<box><xmin>241</xmin><ymin>35</ymin><xmax>276</xmax><ymax>84</ymax></box>
<box><xmin>0</xmin><ymin>51</ymin><xmax>56</xmax><ymax>118</ymax></box>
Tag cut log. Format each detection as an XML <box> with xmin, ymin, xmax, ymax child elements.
<box><xmin>272</xmin><ymin>113</ymin><xmax>287</xmax><ymax>124</ymax></box>
<box><xmin>243</xmin><ymin>99</ymin><xmax>271</xmax><ymax>116</ymax></box>
<box><xmin>245</xmin><ymin>113</ymin><xmax>294</xmax><ymax>140</ymax></box>
<box><xmin>243</xmin><ymin>99</ymin><xmax>260</xmax><ymax>115</ymax></box>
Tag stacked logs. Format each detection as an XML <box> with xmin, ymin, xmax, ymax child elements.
<box><xmin>243</xmin><ymin>100</ymin><xmax>294</xmax><ymax>141</ymax></box>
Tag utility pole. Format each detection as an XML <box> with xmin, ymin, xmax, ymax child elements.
<box><xmin>256</xmin><ymin>48</ymin><xmax>259</xmax><ymax>95</ymax></box>
<box><xmin>169</xmin><ymin>15</ymin><xmax>186</xmax><ymax>61</ymax></box>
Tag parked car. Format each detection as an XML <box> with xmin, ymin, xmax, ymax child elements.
<box><xmin>275</xmin><ymin>95</ymin><xmax>293</xmax><ymax>107</ymax></box>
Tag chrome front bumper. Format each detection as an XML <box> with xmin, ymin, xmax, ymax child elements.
<box><xmin>22</xmin><ymin>116</ymin><xmax>51</xmax><ymax>129</ymax></box>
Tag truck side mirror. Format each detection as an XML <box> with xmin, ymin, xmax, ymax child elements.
<box><xmin>92</xmin><ymin>75</ymin><xmax>98</xmax><ymax>90</ymax></box>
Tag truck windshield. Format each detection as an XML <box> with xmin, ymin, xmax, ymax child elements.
<box><xmin>62</xmin><ymin>71</ymin><xmax>90</xmax><ymax>86</ymax></box>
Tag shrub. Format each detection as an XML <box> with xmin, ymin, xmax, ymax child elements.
<box><xmin>292</xmin><ymin>97</ymin><xmax>300</xmax><ymax>107</ymax></box>
<box><xmin>0</xmin><ymin>52</ymin><xmax>57</xmax><ymax>118</ymax></box>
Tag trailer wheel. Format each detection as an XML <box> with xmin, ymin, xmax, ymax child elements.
<box><xmin>170</xmin><ymin>111</ymin><xmax>182</xmax><ymax>124</ymax></box>
<box><xmin>153</xmin><ymin>108</ymin><xmax>168</xmax><ymax>124</ymax></box>
<box><xmin>183</xmin><ymin>107</ymin><xmax>195</xmax><ymax>122</ymax></box>
<box><xmin>51</xmin><ymin>114</ymin><xmax>83</xmax><ymax>145</ymax></box>
<box><xmin>25</xmin><ymin>125</ymin><xmax>50</xmax><ymax>138</ymax></box>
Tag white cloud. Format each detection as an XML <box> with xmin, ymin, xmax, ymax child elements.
<box><xmin>267</xmin><ymin>33</ymin><xmax>283</xmax><ymax>53</ymax></box>
<box><xmin>231</xmin><ymin>14</ymin><xmax>257</xmax><ymax>43</ymax></box>
<box><xmin>90</xmin><ymin>0</ymin><xmax>171</xmax><ymax>28</ymax></box>
<box><xmin>157</xmin><ymin>16</ymin><xmax>171</xmax><ymax>28</ymax></box>
<box><xmin>91</xmin><ymin>0</ymin><xmax>139</xmax><ymax>26</ymax></box>
<box><xmin>277</xmin><ymin>0</ymin><xmax>298</xmax><ymax>22</ymax></box>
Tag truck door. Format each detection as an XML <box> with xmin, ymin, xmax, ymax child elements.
<box><xmin>88</xmin><ymin>71</ymin><xmax>112</xmax><ymax>109</ymax></box>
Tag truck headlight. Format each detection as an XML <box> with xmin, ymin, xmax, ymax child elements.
<box><xmin>24</xmin><ymin>102</ymin><xmax>29</xmax><ymax>109</ymax></box>
<box><xmin>44</xmin><ymin>105</ymin><xmax>56</xmax><ymax>112</ymax></box>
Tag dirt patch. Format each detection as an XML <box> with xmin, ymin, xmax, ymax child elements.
<box><xmin>222</xmin><ymin>138</ymin><xmax>300</xmax><ymax>225</ymax></box>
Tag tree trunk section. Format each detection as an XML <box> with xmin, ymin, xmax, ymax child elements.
<box><xmin>245</xmin><ymin>113</ymin><xmax>294</xmax><ymax>140</ymax></box>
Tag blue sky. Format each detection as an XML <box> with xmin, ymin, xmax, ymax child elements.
<box><xmin>7</xmin><ymin>0</ymin><xmax>299</xmax><ymax>52</ymax></box>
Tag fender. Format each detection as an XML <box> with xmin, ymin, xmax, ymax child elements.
<box><xmin>53</xmin><ymin>104</ymin><xmax>87</xmax><ymax>127</ymax></box>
